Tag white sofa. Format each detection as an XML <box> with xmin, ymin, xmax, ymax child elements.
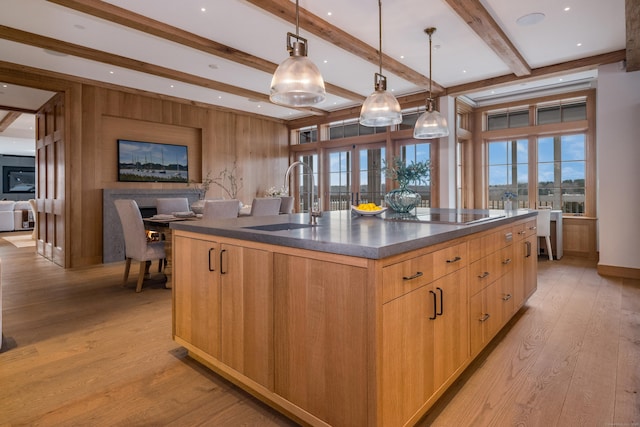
<box><xmin>0</xmin><ymin>200</ymin><xmax>35</xmax><ymax>232</ymax></box>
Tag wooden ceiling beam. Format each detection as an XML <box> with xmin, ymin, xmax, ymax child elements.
<box><xmin>0</xmin><ymin>25</ymin><xmax>328</xmax><ymax>117</ymax></box>
<box><xmin>0</xmin><ymin>111</ymin><xmax>22</xmax><ymax>132</ymax></box>
<box><xmin>46</xmin><ymin>0</ymin><xmax>365</xmax><ymax>103</ymax></box>
<box><xmin>444</xmin><ymin>0</ymin><xmax>531</xmax><ymax>77</ymax></box>
<box><xmin>626</xmin><ymin>0</ymin><xmax>640</xmax><ymax>72</ymax></box>
<box><xmin>244</xmin><ymin>0</ymin><xmax>444</xmax><ymax>93</ymax></box>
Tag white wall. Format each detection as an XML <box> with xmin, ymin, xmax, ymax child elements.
<box><xmin>597</xmin><ymin>62</ymin><xmax>640</xmax><ymax>270</ymax></box>
<box><xmin>438</xmin><ymin>95</ymin><xmax>456</xmax><ymax>208</ymax></box>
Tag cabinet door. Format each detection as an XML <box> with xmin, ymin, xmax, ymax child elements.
<box><xmin>220</xmin><ymin>244</ymin><xmax>273</xmax><ymax>389</ymax></box>
<box><xmin>382</xmin><ymin>285</ymin><xmax>436</xmax><ymax>427</ymax></box>
<box><xmin>469</xmin><ymin>280</ymin><xmax>502</xmax><ymax>357</ymax></box>
<box><xmin>433</xmin><ymin>269</ymin><xmax>469</xmax><ymax>390</ymax></box>
<box><xmin>173</xmin><ymin>235</ymin><xmax>221</xmax><ymax>358</ymax></box>
<box><xmin>523</xmin><ymin>234</ymin><xmax>538</xmax><ymax>299</ymax></box>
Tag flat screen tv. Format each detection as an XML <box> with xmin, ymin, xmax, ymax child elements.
<box><xmin>117</xmin><ymin>139</ymin><xmax>188</xmax><ymax>183</ymax></box>
<box><xmin>3</xmin><ymin>165</ymin><xmax>36</xmax><ymax>193</ymax></box>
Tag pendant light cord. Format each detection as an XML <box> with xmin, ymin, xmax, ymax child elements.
<box><xmin>378</xmin><ymin>0</ymin><xmax>383</xmax><ymax>75</ymax></box>
<box><xmin>295</xmin><ymin>0</ymin><xmax>300</xmax><ymax>36</ymax></box>
<box><xmin>428</xmin><ymin>29</ymin><xmax>433</xmax><ymax>100</ymax></box>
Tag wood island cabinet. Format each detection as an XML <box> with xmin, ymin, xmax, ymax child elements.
<box><xmin>173</xmin><ymin>233</ymin><xmax>273</xmax><ymax>390</ymax></box>
<box><xmin>172</xmin><ymin>215</ymin><xmax>537</xmax><ymax>427</ymax></box>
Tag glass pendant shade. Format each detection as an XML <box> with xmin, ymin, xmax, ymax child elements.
<box><xmin>414</xmin><ymin>27</ymin><xmax>449</xmax><ymax>139</ymax></box>
<box><xmin>270</xmin><ymin>43</ymin><xmax>326</xmax><ymax>107</ymax></box>
<box><xmin>359</xmin><ymin>75</ymin><xmax>402</xmax><ymax>127</ymax></box>
<box><xmin>413</xmin><ymin>102</ymin><xmax>450</xmax><ymax>139</ymax></box>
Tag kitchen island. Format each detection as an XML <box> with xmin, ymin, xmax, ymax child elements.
<box><xmin>170</xmin><ymin>208</ymin><xmax>538</xmax><ymax>427</ymax></box>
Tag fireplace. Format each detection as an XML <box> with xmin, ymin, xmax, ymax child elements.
<box><xmin>103</xmin><ymin>189</ymin><xmax>200</xmax><ymax>263</ymax></box>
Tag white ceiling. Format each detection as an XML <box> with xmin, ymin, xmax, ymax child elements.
<box><xmin>0</xmin><ymin>0</ymin><xmax>628</xmax><ymax>155</ymax></box>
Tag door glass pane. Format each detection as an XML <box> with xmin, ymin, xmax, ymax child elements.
<box><xmin>328</xmin><ymin>150</ymin><xmax>351</xmax><ymax>211</ymax></box>
<box><xmin>358</xmin><ymin>147</ymin><xmax>385</xmax><ymax>205</ymax></box>
<box><xmin>295</xmin><ymin>154</ymin><xmax>318</xmax><ymax>213</ymax></box>
<box><xmin>487</xmin><ymin>139</ymin><xmax>528</xmax><ymax>209</ymax></box>
<box><xmin>399</xmin><ymin>143</ymin><xmax>431</xmax><ymax>207</ymax></box>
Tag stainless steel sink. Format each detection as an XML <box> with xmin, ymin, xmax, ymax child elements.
<box><xmin>243</xmin><ymin>223</ymin><xmax>315</xmax><ymax>232</ymax></box>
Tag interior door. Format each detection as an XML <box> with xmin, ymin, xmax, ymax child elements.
<box><xmin>35</xmin><ymin>93</ymin><xmax>65</xmax><ymax>266</ymax></box>
<box><xmin>326</xmin><ymin>144</ymin><xmax>386</xmax><ymax>210</ymax></box>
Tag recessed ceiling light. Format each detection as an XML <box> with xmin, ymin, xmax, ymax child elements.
<box><xmin>218</xmin><ymin>95</ymin><xmax>222</xmax><ymax>99</ymax></box>
<box><xmin>564</xmin><ymin>7</ymin><xmax>571</xmax><ymax>12</ymax></box>
<box><xmin>433</xmin><ymin>44</ymin><xmax>441</xmax><ymax>50</ymax></box>
<box><xmin>559</xmin><ymin>78</ymin><xmax>564</xmax><ymax>81</ymax></box>
<box><xmin>516</xmin><ymin>12</ymin><xmax>545</xmax><ymax>26</ymax></box>
<box><xmin>462</xmin><ymin>70</ymin><xmax>467</xmax><ymax>73</ymax></box>
<box><xmin>323</xmin><ymin>60</ymin><xmax>328</xmax><ymax>63</ymax></box>
<box><xmin>400</xmin><ymin>55</ymin><xmax>405</xmax><ymax>59</ymax></box>
<box><xmin>208</xmin><ymin>64</ymin><xmax>218</xmax><ymax>70</ymax></box>
<box><xmin>170</xmin><ymin>84</ymin><xmax>175</xmax><ymax>88</ymax></box>
<box><xmin>2</xmin><ymin>84</ymin><xmax>7</xmax><ymax>88</ymax></box>
<box><xmin>576</xmin><ymin>42</ymin><xmax>582</xmax><ymax>47</ymax></box>
<box><xmin>201</xmin><ymin>7</ymin><xmax>206</xmax><ymax>12</ymax></box>
<box><xmin>327</xmin><ymin>11</ymin><xmax>332</xmax><ymax>16</ymax></box>
<box><xmin>109</xmin><ymin>70</ymin><xmax>114</xmax><ymax>74</ymax></box>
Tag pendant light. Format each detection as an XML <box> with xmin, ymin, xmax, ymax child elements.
<box><xmin>413</xmin><ymin>27</ymin><xmax>449</xmax><ymax>139</ymax></box>
<box><xmin>359</xmin><ymin>0</ymin><xmax>402</xmax><ymax>127</ymax></box>
<box><xmin>270</xmin><ymin>0</ymin><xmax>326</xmax><ymax>107</ymax></box>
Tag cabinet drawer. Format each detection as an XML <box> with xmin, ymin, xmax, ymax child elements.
<box><xmin>468</xmin><ymin>228</ymin><xmax>513</xmax><ymax>262</ymax></box>
<box><xmin>513</xmin><ymin>222</ymin><xmax>527</xmax><ymax>240</ymax></box>
<box><xmin>382</xmin><ymin>253</ymin><xmax>434</xmax><ymax>302</ymax></box>
<box><xmin>497</xmin><ymin>245</ymin><xmax>514</xmax><ymax>278</ymax></box>
<box><xmin>524</xmin><ymin>219</ymin><xmax>537</xmax><ymax>237</ymax></box>
<box><xmin>432</xmin><ymin>242</ymin><xmax>468</xmax><ymax>280</ymax></box>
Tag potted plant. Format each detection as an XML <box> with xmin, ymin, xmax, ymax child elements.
<box><xmin>383</xmin><ymin>157</ymin><xmax>430</xmax><ymax>213</ymax></box>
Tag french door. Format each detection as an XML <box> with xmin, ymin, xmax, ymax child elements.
<box><xmin>325</xmin><ymin>144</ymin><xmax>386</xmax><ymax>211</ymax></box>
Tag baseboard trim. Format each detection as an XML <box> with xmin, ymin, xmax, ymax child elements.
<box><xmin>597</xmin><ymin>264</ymin><xmax>640</xmax><ymax>280</ymax></box>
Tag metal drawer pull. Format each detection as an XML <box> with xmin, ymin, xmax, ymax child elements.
<box><xmin>502</xmin><ymin>294</ymin><xmax>512</xmax><ymax>301</ymax></box>
<box><xmin>525</xmin><ymin>241</ymin><xmax>532</xmax><ymax>258</ymax></box>
<box><xmin>446</xmin><ymin>256</ymin><xmax>462</xmax><ymax>264</ymax></box>
<box><xmin>208</xmin><ymin>248</ymin><xmax>215</xmax><ymax>271</ymax></box>
<box><xmin>436</xmin><ymin>287</ymin><xmax>443</xmax><ymax>316</ymax></box>
<box><xmin>429</xmin><ymin>290</ymin><xmax>437</xmax><ymax>320</ymax></box>
<box><xmin>477</xmin><ymin>271</ymin><xmax>490</xmax><ymax>279</ymax></box>
<box><xmin>518</xmin><ymin>230</ymin><xmax>526</xmax><ymax>235</ymax></box>
<box><xmin>220</xmin><ymin>249</ymin><xmax>227</xmax><ymax>275</ymax></box>
<box><xmin>529</xmin><ymin>226</ymin><xmax>537</xmax><ymax>230</ymax></box>
<box><xmin>502</xmin><ymin>258</ymin><xmax>512</xmax><ymax>265</ymax></box>
<box><xmin>403</xmin><ymin>271</ymin><xmax>423</xmax><ymax>281</ymax></box>
<box><xmin>479</xmin><ymin>313</ymin><xmax>490</xmax><ymax>322</ymax></box>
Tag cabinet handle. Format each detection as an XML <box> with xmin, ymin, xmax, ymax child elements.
<box><xmin>479</xmin><ymin>313</ymin><xmax>491</xmax><ymax>322</ymax></box>
<box><xmin>220</xmin><ymin>249</ymin><xmax>227</xmax><ymax>275</ymax></box>
<box><xmin>446</xmin><ymin>256</ymin><xmax>461</xmax><ymax>264</ymax></box>
<box><xmin>529</xmin><ymin>226</ymin><xmax>537</xmax><ymax>230</ymax></box>
<box><xmin>208</xmin><ymin>248</ymin><xmax>215</xmax><ymax>272</ymax></box>
<box><xmin>477</xmin><ymin>271</ymin><xmax>490</xmax><ymax>279</ymax></box>
<box><xmin>504</xmin><ymin>232</ymin><xmax>513</xmax><ymax>242</ymax></box>
<box><xmin>436</xmin><ymin>287</ymin><xmax>443</xmax><ymax>316</ymax></box>
<box><xmin>502</xmin><ymin>258</ymin><xmax>512</xmax><ymax>265</ymax></box>
<box><xmin>502</xmin><ymin>293</ymin><xmax>512</xmax><ymax>301</ymax></box>
<box><xmin>403</xmin><ymin>271</ymin><xmax>423</xmax><ymax>281</ymax></box>
<box><xmin>525</xmin><ymin>241</ymin><xmax>532</xmax><ymax>258</ymax></box>
<box><xmin>518</xmin><ymin>230</ymin><xmax>526</xmax><ymax>235</ymax></box>
<box><xmin>429</xmin><ymin>290</ymin><xmax>437</xmax><ymax>320</ymax></box>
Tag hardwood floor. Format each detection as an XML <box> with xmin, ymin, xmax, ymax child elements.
<box><xmin>1</xmin><ymin>232</ymin><xmax>638</xmax><ymax>426</ymax></box>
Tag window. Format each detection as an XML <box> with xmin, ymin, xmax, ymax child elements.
<box><xmin>537</xmin><ymin>134</ymin><xmax>586</xmax><ymax>213</ymax></box>
<box><xmin>486</xmin><ymin>109</ymin><xmax>529</xmax><ymax>130</ymax></box>
<box><xmin>537</xmin><ymin>101</ymin><xmax>586</xmax><ymax>125</ymax></box>
<box><xmin>328</xmin><ymin>119</ymin><xmax>385</xmax><ymax>140</ymax></box>
<box><xmin>293</xmin><ymin>153</ymin><xmax>318</xmax><ymax>213</ymax></box>
<box><xmin>298</xmin><ymin>126</ymin><xmax>318</xmax><ymax>144</ymax></box>
<box><xmin>397</xmin><ymin>142</ymin><xmax>432</xmax><ymax>207</ymax></box>
<box><xmin>487</xmin><ymin>140</ymin><xmax>529</xmax><ymax>209</ymax></box>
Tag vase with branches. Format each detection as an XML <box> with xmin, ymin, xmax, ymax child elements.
<box><xmin>383</xmin><ymin>157</ymin><xmax>430</xmax><ymax>213</ymax></box>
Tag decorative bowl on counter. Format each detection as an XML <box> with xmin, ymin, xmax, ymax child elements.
<box><xmin>351</xmin><ymin>205</ymin><xmax>387</xmax><ymax>216</ymax></box>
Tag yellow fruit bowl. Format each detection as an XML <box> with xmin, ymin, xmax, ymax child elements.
<box><xmin>351</xmin><ymin>204</ymin><xmax>388</xmax><ymax>216</ymax></box>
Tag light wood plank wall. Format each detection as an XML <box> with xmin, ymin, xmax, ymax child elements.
<box><xmin>0</xmin><ymin>62</ymin><xmax>289</xmax><ymax>268</ymax></box>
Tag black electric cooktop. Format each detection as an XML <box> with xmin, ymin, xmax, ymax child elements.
<box><xmin>385</xmin><ymin>209</ymin><xmax>505</xmax><ymax>225</ymax></box>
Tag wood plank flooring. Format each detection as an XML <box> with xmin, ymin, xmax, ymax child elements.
<box><xmin>1</xmin><ymin>232</ymin><xmax>638</xmax><ymax>426</ymax></box>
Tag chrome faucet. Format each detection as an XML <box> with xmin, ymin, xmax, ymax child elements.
<box><xmin>284</xmin><ymin>161</ymin><xmax>322</xmax><ymax>225</ymax></box>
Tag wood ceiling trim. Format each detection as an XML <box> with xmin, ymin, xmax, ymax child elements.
<box><xmin>245</xmin><ymin>0</ymin><xmax>444</xmax><ymax>93</ymax></box>
<box><xmin>446</xmin><ymin>50</ymin><xmax>626</xmax><ymax>96</ymax></box>
<box><xmin>0</xmin><ymin>111</ymin><xmax>21</xmax><ymax>132</ymax></box>
<box><xmin>444</xmin><ymin>0</ymin><xmax>531</xmax><ymax>77</ymax></box>
<box><xmin>626</xmin><ymin>0</ymin><xmax>640</xmax><ymax>72</ymax></box>
<box><xmin>0</xmin><ymin>25</ymin><xmax>328</xmax><ymax>117</ymax></box>
<box><xmin>46</xmin><ymin>0</ymin><xmax>365</xmax><ymax>103</ymax></box>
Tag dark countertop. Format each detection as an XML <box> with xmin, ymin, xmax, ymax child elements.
<box><xmin>170</xmin><ymin>208</ymin><xmax>537</xmax><ymax>260</ymax></box>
